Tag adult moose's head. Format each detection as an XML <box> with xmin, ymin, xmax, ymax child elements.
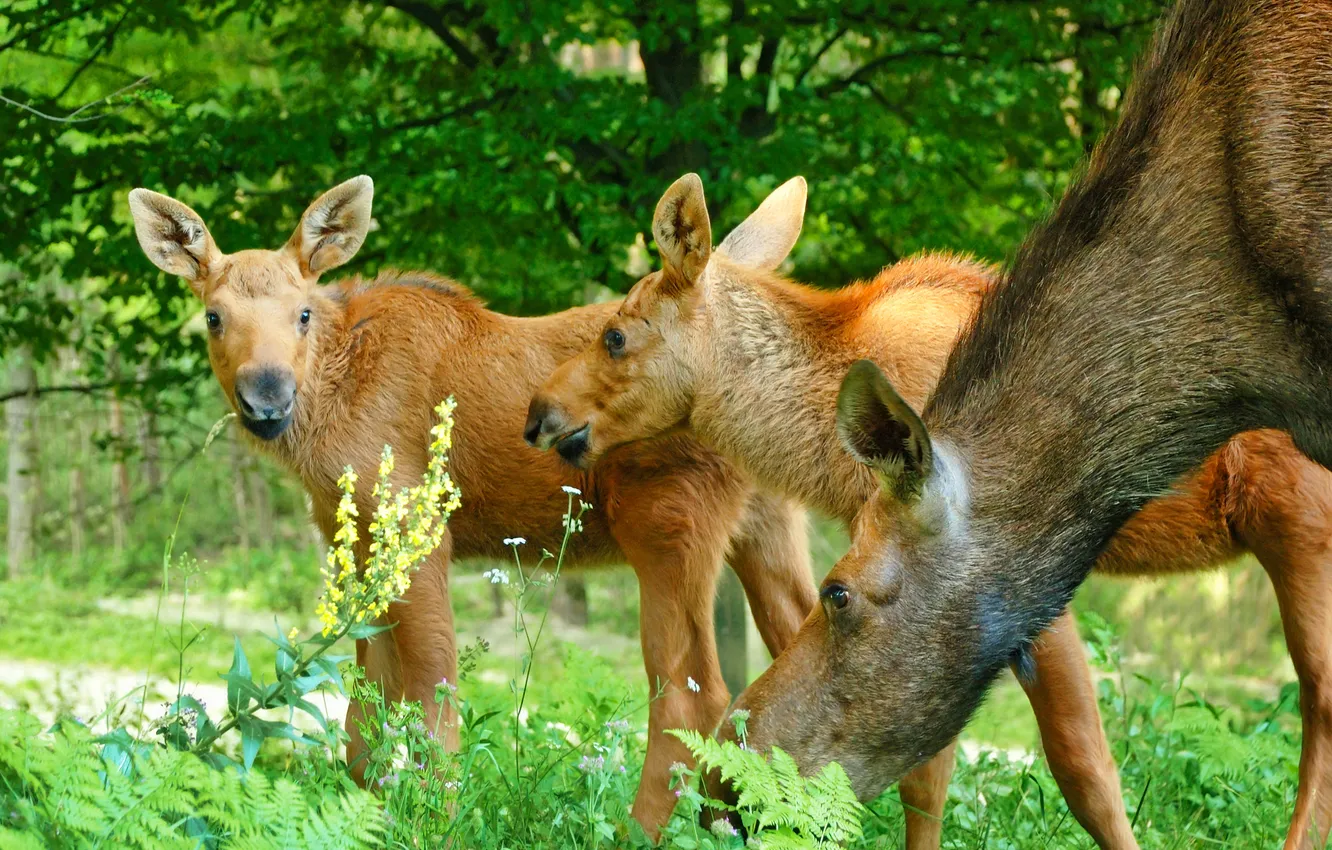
<box><xmin>524</xmin><ymin>173</ymin><xmax>807</xmax><ymax>467</ymax></box>
<box><xmin>722</xmin><ymin>359</ymin><xmax>985</xmax><ymax>794</ymax></box>
<box><xmin>128</xmin><ymin>177</ymin><xmax>373</xmax><ymax>440</ymax></box>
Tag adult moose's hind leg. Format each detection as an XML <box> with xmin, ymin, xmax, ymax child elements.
<box><xmin>726</xmin><ymin>491</ymin><xmax>816</xmax><ymax>657</ymax></box>
<box><xmin>1022</xmin><ymin>610</ymin><xmax>1139</xmax><ymax>850</ymax></box>
<box><xmin>1226</xmin><ymin>430</ymin><xmax>1332</xmax><ymax>850</ymax></box>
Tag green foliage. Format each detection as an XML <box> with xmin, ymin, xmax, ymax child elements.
<box><xmin>668</xmin><ymin>727</ymin><xmax>863</xmax><ymax>850</ymax></box>
<box><xmin>2</xmin><ymin>0</ymin><xmax>1167</xmax><ymax>374</ymax></box>
<box><xmin>0</xmin><ymin>710</ymin><xmax>381</xmax><ymax>850</ymax></box>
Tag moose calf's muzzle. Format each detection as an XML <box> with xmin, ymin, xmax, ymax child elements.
<box><xmin>234</xmin><ymin>366</ymin><xmax>296</xmax><ymax>440</ymax></box>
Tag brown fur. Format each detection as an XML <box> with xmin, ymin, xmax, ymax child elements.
<box><xmin>528</xmin><ymin>172</ymin><xmax>1332</xmax><ymax>848</ymax></box>
<box><xmin>127</xmin><ymin>178</ymin><xmax>817</xmax><ymax>840</ymax></box>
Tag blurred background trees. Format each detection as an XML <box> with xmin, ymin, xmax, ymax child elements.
<box><xmin>7</xmin><ymin>0</ymin><xmax>1286</xmax><ymax>696</ymax></box>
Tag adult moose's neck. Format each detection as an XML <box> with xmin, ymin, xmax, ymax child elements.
<box><xmin>922</xmin><ymin>0</ymin><xmax>1331</xmax><ymax>646</ymax></box>
<box><xmin>690</xmin><ymin>264</ymin><xmax>890</xmax><ymax>522</ymax></box>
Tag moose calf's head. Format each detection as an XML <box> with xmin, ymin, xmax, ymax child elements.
<box><xmin>725</xmin><ymin>360</ymin><xmax>1011</xmax><ymax>796</ymax></box>
<box><xmin>525</xmin><ymin>172</ymin><xmax>807</xmax><ymax>467</ymax></box>
<box><xmin>128</xmin><ymin>177</ymin><xmax>373</xmax><ymax>440</ymax></box>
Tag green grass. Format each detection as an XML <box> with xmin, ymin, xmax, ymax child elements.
<box><xmin>0</xmin><ymin>580</ymin><xmax>282</xmax><ymax>681</ymax></box>
<box><xmin>0</xmin><ymin>510</ymin><xmax>1313</xmax><ymax>848</ymax></box>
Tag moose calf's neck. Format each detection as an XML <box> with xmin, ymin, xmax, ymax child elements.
<box><xmin>692</xmin><ymin>257</ymin><xmax>980</xmax><ymax>524</ymax></box>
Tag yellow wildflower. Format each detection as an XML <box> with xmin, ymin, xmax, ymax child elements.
<box><xmin>314</xmin><ymin>398</ymin><xmax>462</xmax><ymax>636</ymax></box>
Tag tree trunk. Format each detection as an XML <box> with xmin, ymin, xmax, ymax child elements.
<box><xmin>70</xmin><ymin>410</ymin><xmax>88</xmax><ymax>561</ymax></box>
<box><xmin>6</xmin><ymin>348</ymin><xmax>39</xmax><ymax>578</ymax></box>
<box><xmin>714</xmin><ymin>567</ymin><xmax>749</xmax><ymax>695</ymax></box>
<box><xmin>247</xmin><ymin>459</ymin><xmax>274</xmax><ymax>549</ymax></box>
<box><xmin>552</xmin><ymin>574</ymin><xmax>589</xmax><ymax>626</ymax></box>
<box><xmin>639</xmin><ymin>10</ymin><xmax>709</xmax><ymax>179</ymax></box>
<box><xmin>231</xmin><ymin>431</ymin><xmax>251</xmax><ymax>552</ymax></box>
<box><xmin>108</xmin><ymin>389</ymin><xmax>131</xmax><ymax>554</ymax></box>
<box><xmin>138</xmin><ymin>403</ymin><xmax>161</xmax><ymax>494</ymax></box>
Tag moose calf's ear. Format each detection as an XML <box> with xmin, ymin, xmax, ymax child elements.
<box><xmin>836</xmin><ymin>359</ymin><xmax>934</xmax><ymax>500</ymax></box>
<box><xmin>717</xmin><ymin>176</ymin><xmax>807</xmax><ymax>272</ymax></box>
<box><xmin>288</xmin><ymin>175</ymin><xmax>374</xmax><ymax>277</ymax></box>
<box><xmin>652</xmin><ymin>173</ymin><xmax>712</xmax><ymax>285</ymax></box>
<box><xmin>127</xmin><ymin>189</ymin><xmax>221</xmax><ymax>295</ymax></box>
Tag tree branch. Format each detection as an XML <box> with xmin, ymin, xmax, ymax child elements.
<box><xmin>52</xmin><ymin>1</ymin><xmax>133</xmax><ymax>102</ymax></box>
<box><xmin>794</xmin><ymin>27</ymin><xmax>847</xmax><ymax>88</ymax></box>
<box><xmin>382</xmin><ymin>0</ymin><xmax>481</xmax><ymax>68</ymax></box>
<box><xmin>0</xmin><ymin>377</ymin><xmax>153</xmax><ymax>404</ymax></box>
<box><xmin>0</xmin><ymin>74</ymin><xmax>150</xmax><ymax>124</ymax></box>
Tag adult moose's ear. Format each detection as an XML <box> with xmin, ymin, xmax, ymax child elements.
<box><xmin>127</xmin><ymin>189</ymin><xmax>221</xmax><ymax>297</ymax></box>
<box><xmin>836</xmin><ymin>360</ymin><xmax>934</xmax><ymax>500</ymax></box>
<box><xmin>287</xmin><ymin>175</ymin><xmax>374</xmax><ymax>277</ymax></box>
<box><xmin>717</xmin><ymin>176</ymin><xmax>806</xmax><ymax>271</ymax></box>
<box><xmin>652</xmin><ymin>173</ymin><xmax>712</xmax><ymax>285</ymax></box>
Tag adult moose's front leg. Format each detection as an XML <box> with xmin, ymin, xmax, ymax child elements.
<box><xmin>1022</xmin><ymin>609</ymin><xmax>1138</xmax><ymax>850</ymax></box>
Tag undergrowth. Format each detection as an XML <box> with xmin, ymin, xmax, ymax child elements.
<box><xmin>0</xmin><ymin>401</ymin><xmax>1314</xmax><ymax>849</ymax></box>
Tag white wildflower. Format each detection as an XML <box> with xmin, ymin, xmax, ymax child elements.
<box><xmin>561</xmin><ymin>485</ymin><xmax>582</xmax><ymax>495</ymax></box>
<box><xmin>686</xmin><ymin>676</ymin><xmax>701</xmax><ymax>693</ymax></box>
<box><xmin>482</xmin><ymin>568</ymin><xmax>510</xmax><ymax>585</ymax></box>
<box><xmin>502</xmin><ymin>536</ymin><xmax>526</xmax><ymax>546</ymax></box>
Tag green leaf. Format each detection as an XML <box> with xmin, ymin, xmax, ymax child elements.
<box><xmin>347</xmin><ymin>622</ymin><xmax>394</xmax><ymax>640</ymax></box>
<box><xmin>226</xmin><ymin>637</ymin><xmax>252</xmax><ymax>713</ymax></box>
<box><xmin>238</xmin><ymin>715</ymin><xmax>263</xmax><ymax>770</ymax></box>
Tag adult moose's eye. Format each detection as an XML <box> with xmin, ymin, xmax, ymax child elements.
<box><xmin>206</xmin><ymin>311</ymin><xmax>222</xmax><ymax>331</ymax></box>
<box><xmin>603</xmin><ymin>328</ymin><xmax>626</xmax><ymax>358</ymax></box>
<box><xmin>299</xmin><ymin>308</ymin><xmax>311</xmax><ymax>327</ymax></box>
<box><xmin>820</xmin><ymin>582</ymin><xmax>850</xmax><ymax>611</ymax></box>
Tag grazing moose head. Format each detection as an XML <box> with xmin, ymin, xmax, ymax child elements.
<box><xmin>722</xmin><ymin>358</ymin><xmax>990</xmax><ymax>794</ymax></box>
<box><xmin>128</xmin><ymin>177</ymin><xmax>373</xmax><ymax>440</ymax></box>
<box><xmin>524</xmin><ymin>173</ymin><xmax>807</xmax><ymax>467</ymax></box>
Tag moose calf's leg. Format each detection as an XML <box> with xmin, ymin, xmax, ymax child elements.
<box><xmin>726</xmin><ymin>492</ymin><xmax>817</xmax><ymax>657</ymax></box>
<box><xmin>1232</xmin><ymin>434</ymin><xmax>1332</xmax><ymax>850</ymax></box>
<box><xmin>898</xmin><ymin>741</ymin><xmax>957</xmax><ymax>850</ymax></box>
<box><xmin>630</xmin><ymin>552</ymin><xmax>732</xmax><ymax>838</ymax></box>
<box><xmin>347</xmin><ymin>629</ymin><xmax>403</xmax><ymax>784</ymax></box>
<box><xmin>1022</xmin><ymin>609</ymin><xmax>1138</xmax><ymax>850</ymax></box>
<box><xmin>1267</xmin><ymin>563</ymin><xmax>1332</xmax><ymax>850</ymax></box>
<box><xmin>388</xmin><ymin>551</ymin><xmax>459</xmax><ymax>751</ymax></box>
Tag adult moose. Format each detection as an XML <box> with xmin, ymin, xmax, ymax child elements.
<box><xmin>529</xmin><ymin>169</ymin><xmax>1332</xmax><ymax>848</ymax></box>
<box><xmin>126</xmin><ymin>176</ymin><xmax>818</xmax><ymax>838</ymax></box>
<box><xmin>613</xmin><ymin>0</ymin><xmax>1332</xmax><ymax>847</ymax></box>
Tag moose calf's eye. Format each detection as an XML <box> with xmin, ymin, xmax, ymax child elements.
<box><xmin>820</xmin><ymin>583</ymin><xmax>850</xmax><ymax>611</ymax></box>
<box><xmin>604</xmin><ymin>328</ymin><xmax>626</xmax><ymax>357</ymax></box>
<box><xmin>206</xmin><ymin>311</ymin><xmax>221</xmax><ymax>331</ymax></box>
<box><xmin>300</xmin><ymin>308</ymin><xmax>311</xmax><ymax>326</ymax></box>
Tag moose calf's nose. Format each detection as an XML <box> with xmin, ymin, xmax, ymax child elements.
<box><xmin>524</xmin><ymin>398</ymin><xmax>553</xmax><ymax>447</ymax></box>
<box><xmin>235</xmin><ymin>368</ymin><xmax>296</xmax><ymax>422</ymax></box>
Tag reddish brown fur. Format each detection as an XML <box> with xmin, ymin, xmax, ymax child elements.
<box><xmin>127</xmin><ymin>179</ymin><xmax>816</xmax><ymax>839</ymax></box>
<box><xmin>529</xmin><ymin>173</ymin><xmax>1332</xmax><ymax>848</ymax></box>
